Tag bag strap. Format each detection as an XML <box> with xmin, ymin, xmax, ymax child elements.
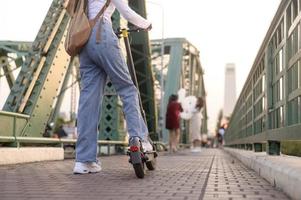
<box><xmin>89</xmin><ymin>0</ymin><xmax>111</xmax><ymax>27</ymax></box>
<box><xmin>65</xmin><ymin>0</ymin><xmax>79</xmax><ymax>16</ymax></box>
<box><xmin>79</xmin><ymin>0</ymin><xmax>85</xmax><ymax>13</ymax></box>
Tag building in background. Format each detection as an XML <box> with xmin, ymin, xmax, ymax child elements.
<box><xmin>223</xmin><ymin>63</ymin><xmax>237</xmax><ymax>118</ymax></box>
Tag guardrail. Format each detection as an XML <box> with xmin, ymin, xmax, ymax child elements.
<box><xmin>0</xmin><ymin>112</ymin><xmax>168</xmax><ymax>156</ymax></box>
<box><xmin>0</xmin><ymin>110</ymin><xmax>130</xmax><ymax>155</ymax></box>
<box><xmin>0</xmin><ymin>136</ymin><xmax>168</xmax><ymax>155</ymax></box>
<box><xmin>225</xmin><ymin>0</ymin><xmax>301</xmax><ymax>156</ymax></box>
<box><xmin>0</xmin><ymin>136</ymin><xmax>128</xmax><ymax>155</ymax></box>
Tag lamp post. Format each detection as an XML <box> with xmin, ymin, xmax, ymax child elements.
<box><xmin>146</xmin><ymin>0</ymin><xmax>165</xmax><ymax>140</ymax></box>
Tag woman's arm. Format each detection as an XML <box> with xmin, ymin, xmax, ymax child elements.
<box><xmin>112</xmin><ymin>0</ymin><xmax>151</xmax><ymax>29</ymax></box>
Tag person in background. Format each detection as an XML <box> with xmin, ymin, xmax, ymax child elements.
<box><xmin>53</xmin><ymin>125</ymin><xmax>68</xmax><ymax>139</ymax></box>
<box><xmin>217</xmin><ymin>123</ymin><xmax>227</xmax><ymax>147</ymax></box>
<box><xmin>165</xmin><ymin>94</ymin><xmax>182</xmax><ymax>153</ymax></box>
<box><xmin>189</xmin><ymin>97</ymin><xmax>204</xmax><ymax>152</ymax></box>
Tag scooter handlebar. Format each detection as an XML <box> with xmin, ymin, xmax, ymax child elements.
<box><xmin>115</xmin><ymin>27</ymin><xmax>147</xmax><ymax>37</ymax></box>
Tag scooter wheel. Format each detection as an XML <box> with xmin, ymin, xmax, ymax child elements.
<box><xmin>146</xmin><ymin>158</ymin><xmax>156</xmax><ymax>170</ymax></box>
<box><xmin>133</xmin><ymin>163</ymin><xmax>145</xmax><ymax>178</ymax></box>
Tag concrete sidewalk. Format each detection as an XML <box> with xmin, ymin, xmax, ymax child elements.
<box><xmin>225</xmin><ymin>147</ymin><xmax>301</xmax><ymax>200</ymax></box>
<box><xmin>0</xmin><ymin>149</ymin><xmax>289</xmax><ymax>200</ymax></box>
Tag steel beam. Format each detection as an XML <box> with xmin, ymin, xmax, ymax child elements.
<box><xmin>0</xmin><ymin>41</ymin><xmax>31</xmax><ymax>89</ymax></box>
<box><xmin>151</xmin><ymin>38</ymin><xmax>208</xmax><ymax>143</ymax></box>
<box><xmin>128</xmin><ymin>0</ymin><xmax>158</xmax><ymax>140</ymax></box>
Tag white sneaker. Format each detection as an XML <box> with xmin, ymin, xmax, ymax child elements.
<box><xmin>73</xmin><ymin>161</ymin><xmax>102</xmax><ymax>174</ymax></box>
<box><xmin>190</xmin><ymin>147</ymin><xmax>202</xmax><ymax>153</ymax></box>
<box><xmin>141</xmin><ymin>140</ymin><xmax>153</xmax><ymax>152</ymax></box>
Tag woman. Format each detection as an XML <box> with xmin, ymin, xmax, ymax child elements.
<box><xmin>189</xmin><ymin>97</ymin><xmax>204</xmax><ymax>152</ymax></box>
<box><xmin>165</xmin><ymin>94</ymin><xmax>182</xmax><ymax>153</ymax></box>
<box><xmin>73</xmin><ymin>0</ymin><xmax>153</xmax><ymax>174</ymax></box>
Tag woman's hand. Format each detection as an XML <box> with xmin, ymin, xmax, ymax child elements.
<box><xmin>63</xmin><ymin>0</ymin><xmax>69</xmax><ymax>8</ymax></box>
<box><xmin>146</xmin><ymin>24</ymin><xmax>152</xmax><ymax>31</ymax></box>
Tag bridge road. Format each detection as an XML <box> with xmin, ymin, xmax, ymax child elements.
<box><xmin>0</xmin><ymin>149</ymin><xmax>289</xmax><ymax>200</ymax></box>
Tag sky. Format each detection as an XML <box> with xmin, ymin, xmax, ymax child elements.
<box><xmin>0</xmin><ymin>0</ymin><xmax>281</xmax><ymax>133</ymax></box>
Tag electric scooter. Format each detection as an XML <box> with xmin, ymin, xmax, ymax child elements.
<box><xmin>115</xmin><ymin>28</ymin><xmax>158</xmax><ymax>178</ymax></box>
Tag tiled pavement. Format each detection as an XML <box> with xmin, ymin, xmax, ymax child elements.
<box><xmin>0</xmin><ymin>149</ymin><xmax>290</xmax><ymax>200</ymax></box>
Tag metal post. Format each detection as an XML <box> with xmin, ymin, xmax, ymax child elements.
<box><xmin>267</xmin><ymin>140</ymin><xmax>280</xmax><ymax>155</ymax></box>
<box><xmin>146</xmin><ymin>1</ymin><xmax>165</xmax><ymax>140</ymax></box>
<box><xmin>159</xmin><ymin>6</ymin><xmax>165</xmax><ymax>142</ymax></box>
<box><xmin>122</xmin><ymin>30</ymin><xmax>147</xmax><ymax>123</ymax></box>
<box><xmin>254</xmin><ymin>143</ymin><xmax>263</xmax><ymax>152</ymax></box>
<box><xmin>108</xmin><ymin>144</ymin><xmax>111</xmax><ymax>156</ymax></box>
<box><xmin>160</xmin><ymin>42</ymin><xmax>164</xmax><ymax>141</ymax></box>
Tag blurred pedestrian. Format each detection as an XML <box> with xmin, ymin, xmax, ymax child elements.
<box><xmin>189</xmin><ymin>97</ymin><xmax>204</xmax><ymax>152</ymax></box>
<box><xmin>53</xmin><ymin>125</ymin><xmax>68</xmax><ymax>139</ymax></box>
<box><xmin>165</xmin><ymin>94</ymin><xmax>182</xmax><ymax>153</ymax></box>
<box><xmin>217</xmin><ymin>124</ymin><xmax>227</xmax><ymax>147</ymax></box>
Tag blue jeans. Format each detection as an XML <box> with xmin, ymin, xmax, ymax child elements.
<box><xmin>76</xmin><ymin>18</ymin><xmax>148</xmax><ymax>162</ymax></box>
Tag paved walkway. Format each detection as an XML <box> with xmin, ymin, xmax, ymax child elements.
<box><xmin>0</xmin><ymin>149</ymin><xmax>290</xmax><ymax>200</ymax></box>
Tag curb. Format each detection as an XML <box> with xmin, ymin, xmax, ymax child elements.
<box><xmin>0</xmin><ymin>147</ymin><xmax>64</xmax><ymax>165</ymax></box>
<box><xmin>224</xmin><ymin>147</ymin><xmax>301</xmax><ymax>200</ymax></box>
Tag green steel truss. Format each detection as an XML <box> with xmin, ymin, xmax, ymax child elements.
<box><xmin>99</xmin><ymin>81</ymin><xmax>126</xmax><ymax>141</ymax></box>
<box><xmin>2</xmin><ymin>0</ymin><xmax>71</xmax><ymax>138</ymax></box>
<box><xmin>0</xmin><ymin>0</ymin><xmax>206</xmax><ymax>147</ymax></box>
<box><xmin>225</xmin><ymin>0</ymin><xmax>301</xmax><ymax>156</ymax></box>
<box><xmin>98</xmin><ymin>11</ymin><xmax>127</xmax><ymax>142</ymax></box>
<box><xmin>0</xmin><ymin>0</ymin><xmax>155</xmax><ymax>144</ymax></box>
<box><xmin>0</xmin><ymin>41</ymin><xmax>31</xmax><ymax>88</ymax></box>
<box><xmin>151</xmin><ymin>38</ymin><xmax>208</xmax><ymax>143</ymax></box>
<box><xmin>128</xmin><ymin>0</ymin><xmax>158</xmax><ymax>140</ymax></box>
<box><xmin>99</xmin><ymin>3</ymin><xmax>157</xmax><ymax>142</ymax></box>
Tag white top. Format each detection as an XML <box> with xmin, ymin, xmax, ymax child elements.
<box><xmin>88</xmin><ymin>0</ymin><xmax>151</xmax><ymax>29</ymax></box>
<box><xmin>189</xmin><ymin>108</ymin><xmax>203</xmax><ymax>141</ymax></box>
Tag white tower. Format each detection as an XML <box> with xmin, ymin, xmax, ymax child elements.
<box><xmin>224</xmin><ymin>63</ymin><xmax>237</xmax><ymax>118</ymax></box>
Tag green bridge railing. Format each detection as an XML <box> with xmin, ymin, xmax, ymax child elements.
<box><xmin>225</xmin><ymin>0</ymin><xmax>301</xmax><ymax>156</ymax></box>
